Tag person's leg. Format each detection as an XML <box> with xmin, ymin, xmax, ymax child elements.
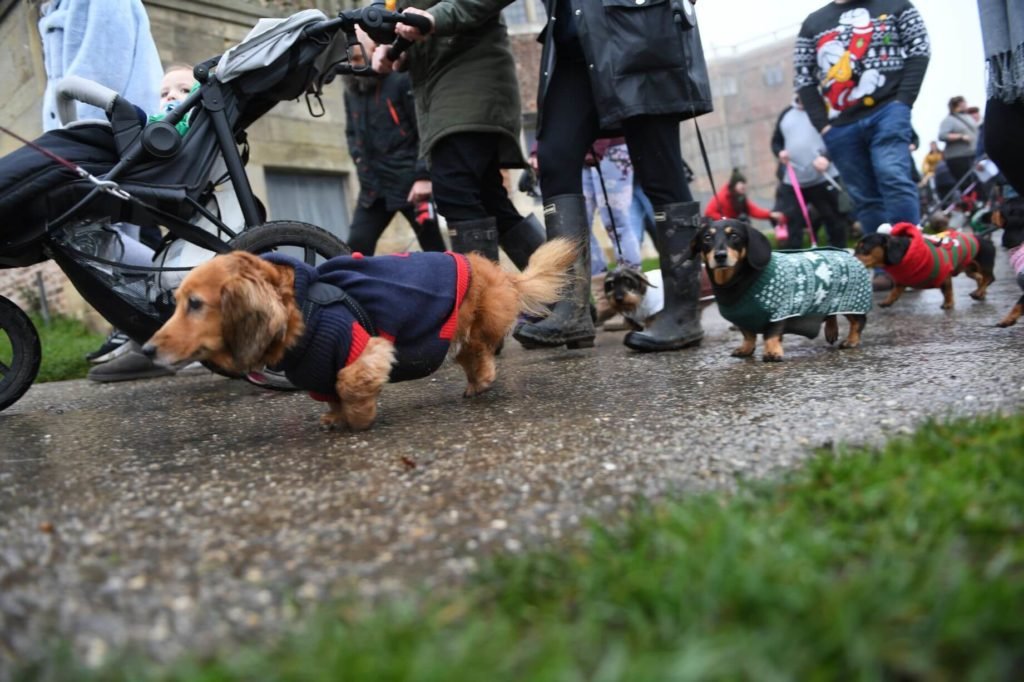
<box><xmin>581</xmin><ymin>167</ymin><xmax>606</xmax><ymax>275</ymax></box>
<box><xmin>824</xmin><ymin>120</ymin><xmax>886</xmax><ymax>234</ymax></box>
<box><xmin>514</xmin><ymin>56</ymin><xmax>601</xmax><ymax>349</ymax></box>
<box><xmin>805</xmin><ymin>182</ymin><xmax>848</xmax><ymax>247</ymax></box>
<box><xmin>347</xmin><ymin>199</ymin><xmax>394</xmax><ymax>255</ymax></box>
<box><xmin>775</xmin><ymin>183</ymin><xmax>804</xmax><ymax>248</ymax></box>
<box><xmin>867</xmin><ymin>101</ymin><xmax>920</xmax><ymax>226</ymax></box>
<box><xmin>594</xmin><ymin>147</ymin><xmax>642</xmax><ymax>271</ymax></box>
<box><xmin>431</xmin><ymin>132</ymin><xmax>501</xmax><ymax>261</ymax></box>
<box><xmin>945</xmin><ymin>156</ymin><xmax>974</xmax><ymax>189</ymax></box>
<box><xmin>985</xmin><ymin>98</ymin><xmax>1024</xmax><ymax>195</ymax></box>
<box><xmin>398</xmin><ymin>203</ymin><xmax>447</xmax><ymax>253</ymax></box>
<box><xmin>620</xmin><ymin>114</ymin><xmax>703</xmax><ymax>352</ymax></box>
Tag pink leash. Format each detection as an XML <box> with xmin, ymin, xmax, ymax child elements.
<box><xmin>786</xmin><ymin>162</ymin><xmax>817</xmax><ymax>247</ymax></box>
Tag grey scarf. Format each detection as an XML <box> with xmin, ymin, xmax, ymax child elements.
<box><xmin>977</xmin><ymin>0</ymin><xmax>1024</xmax><ymax>102</ymax></box>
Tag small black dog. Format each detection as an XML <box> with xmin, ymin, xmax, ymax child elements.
<box><xmin>692</xmin><ymin>219</ymin><xmax>871</xmax><ymax>361</ymax></box>
<box><xmin>996</xmin><ymin>197</ymin><xmax>1024</xmax><ymax>327</ymax></box>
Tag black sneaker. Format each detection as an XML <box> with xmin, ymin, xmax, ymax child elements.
<box><xmin>86</xmin><ymin>343</ymin><xmax>176</xmax><ymax>383</ymax></box>
<box><xmin>86</xmin><ymin>330</ymin><xmax>131</xmax><ymax>364</ymax></box>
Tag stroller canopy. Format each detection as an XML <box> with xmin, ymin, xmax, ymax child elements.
<box><xmin>217</xmin><ymin>9</ymin><xmax>327</xmax><ymax>82</ymax></box>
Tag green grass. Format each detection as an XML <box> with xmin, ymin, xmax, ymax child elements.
<box><xmin>13</xmin><ymin>314</ymin><xmax>107</xmax><ymax>383</ymax></box>
<box><xmin>22</xmin><ymin>413</ymin><xmax>1024</xmax><ymax>681</ymax></box>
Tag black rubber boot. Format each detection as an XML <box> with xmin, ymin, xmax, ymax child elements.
<box><xmin>499</xmin><ymin>213</ymin><xmax>545</xmax><ymax>270</ymax></box>
<box><xmin>447</xmin><ymin>217</ymin><xmax>499</xmax><ymax>262</ymax></box>
<box><xmin>513</xmin><ymin>194</ymin><xmax>595</xmax><ymax>349</ymax></box>
<box><xmin>623</xmin><ymin>201</ymin><xmax>704</xmax><ymax>352</ymax></box>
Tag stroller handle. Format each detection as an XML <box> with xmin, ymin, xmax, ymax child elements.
<box><xmin>55</xmin><ymin>76</ymin><xmax>119</xmax><ymax>126</ymax></box>
<box><xmin>304</xmin><ymin>4</ymin><xmax>430</xmax><ymax>71</ymax></box>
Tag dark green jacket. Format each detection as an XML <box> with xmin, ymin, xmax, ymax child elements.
<box><xmin>400</xmin><ymin>0</ymin><xmax>526</xmax><ymax>167</ymax></box>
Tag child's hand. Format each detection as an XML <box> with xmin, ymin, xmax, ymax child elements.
<box><xmin>372</xmin><ymin>44</ymin><xmax>396</xmax><ymax>74</ymax></box>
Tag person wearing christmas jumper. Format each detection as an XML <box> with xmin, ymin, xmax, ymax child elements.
<box><xmin>794</xmin><ymin>0</ymin><xmax>930</xmax><ymax>238</ymax></box>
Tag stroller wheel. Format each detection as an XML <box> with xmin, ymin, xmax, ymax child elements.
<box><xmin>228</xmin><ymin>221</ymin><xmax>349</xmax><ymax>391</ymax></box>
<box><xmin>228</xmin><ymin>220</ymin><xmax>349</xmax><ymax>267</ymax></box>
<box><xmin>0</xmin><ymin>295</ymin><xmax>42</xmax><ymax>412</ymax></box>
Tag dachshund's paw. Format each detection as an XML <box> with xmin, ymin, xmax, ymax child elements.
<box><xmin>996</xmin><ymin>319</ymin><xmax>1017</xmax><ymax>328</ymax></box>
<box><xmin>762</xmin><ymin>353</ymin><xmax>783</xmax><ymax>363</ymax></box>
<box><xmin>319</xmin><ymin>413</ymin><xmax>348</xmax><ymax>430</ymax></box>
<box><xmin>824</xmin><ymin>319</ymin><xmax>839</xmax><ymax>345</ymax></box>
<box><xmin>969</xmin><ymin>291</ymin><xmax>985</xmax><ymax>300</ymax></box>
<box><xmin>940</xmin><ymin>303</ymin><xmax>954</xmax><ymax>310</ymax></box>
<box><xmin>839</xmin><ymin>339</ymin><xmax>860</xmax><ymax>349</ymax></box>
<box><xmin>879</xmin><ymin>300</ymin><xmax>894</xmax><ymax>308</ymax></box>
<box><xmin>463</xmin><ymin>382</ymin><xmax>493</xmax><ymax>398</ymax></box>
<box><xmin>731</xmin><ymin>348</ymin><xmax>755</xmax><ymax>358</ymax></box>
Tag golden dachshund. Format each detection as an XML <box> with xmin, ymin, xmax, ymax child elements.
<box><xmin>144</xmin><ymin>240</ymin><xmax>575</xmax><ymax>431</ymax></box>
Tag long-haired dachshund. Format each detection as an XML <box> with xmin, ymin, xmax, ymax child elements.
<box><xmin>144</xmin><ymin>240</ymin><xmax>575</xmax><ymax>431</ymax></box>
<box><xmin>603</xmin><ymin>267</ymin><xmax>714</xmax><ymax>331</ymax></box>
<box><xmin>995</xmin><ymin>197</ymin><xmax>1024</xmax><ymax>327</ymax></box>
<box><xmin>854</xmin><ymin>222</ymin><xmax>996</xmax><ymax>309</ymax></box>
<box><xmin>692</xmin><ymin>219</ymin><xmax>871</xmax><ymax>362</ymax></box>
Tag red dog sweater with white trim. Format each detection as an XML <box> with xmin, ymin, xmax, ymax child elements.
<box><xmin>884</xmin><ymin>222</ymin><xmax>981</xmax><ymax>289</ymax></box>
<box><xmin>263</xmin><ymin>251</ymin><xmax>470</xmax><ymax>396</ymax></box>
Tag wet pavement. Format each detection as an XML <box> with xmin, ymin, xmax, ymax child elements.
<box><xmin>2</xmin><ymin>255</ymin><xmax>1023</xmax><ymax>673</ymax></box>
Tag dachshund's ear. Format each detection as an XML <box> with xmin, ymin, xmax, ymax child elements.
<box><xmin>221</xmin><ymin>270</ymin><xmax>288</xmax><ymax>371</ymax></box>
<box><xmin>745</xmin><ymin>224</ymin><xmax>773</xmax><ymax>270</ymax></box>
<box><xmin>636</xmin><ymin>270</ymin><xmax>655</xmax><ymax>288</ymax></box>
<box><xmin>885</xmin><ymin>236</ymin><xmax>909</xmax><ymax>265</ymax></box>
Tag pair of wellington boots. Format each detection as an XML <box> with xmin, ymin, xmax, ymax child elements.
<box><xmin>511</xmin><ymin>195</ymin><xmax>704</xmax><ymax>352</ymax></box>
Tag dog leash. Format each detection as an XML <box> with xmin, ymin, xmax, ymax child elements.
<box><xmin>671</xmin><ymin>3</ymin><xmax>717</xmax><ymax>204</ymax></box>
<box><xmin>589</xmin><ymin>146</ymin><xmax>627</xmax><ymax>267</ymax></box>
<box><xmin>785</xmin><ymin>162</ymin><xmax>818</xmax><ymax>247</ymax></box>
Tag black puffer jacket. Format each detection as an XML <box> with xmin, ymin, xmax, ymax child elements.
<box><xmin>537</xmin><ymin>0</ymin><xmax>713</xmax><ymax>133</ymax></box>
<box><xmin>344</xmin><ymin>72</ymin><xmax>429</xmax><ymax>211</ymax></box>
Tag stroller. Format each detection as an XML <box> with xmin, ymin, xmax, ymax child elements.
<box><xmin>0</xmin><ymin>3</ymin><xmax>431</xmax><ymax>411</ymax></box>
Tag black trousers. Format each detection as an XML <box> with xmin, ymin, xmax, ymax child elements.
<box><xmin>537</xmin><ymin>55</ymin><xmax>692</xmax><ymax>207</ymax></box>
<box><xmin>429</xmin><ymin>131</ymin><xmax>525</xmax><ymax>234</ymax></box>
<box><xmin>777</xmin><ymin>181</ymin><xmax>849</xmax><ymax>248</ymax></box>
<box><xmin>347</xmin><ymin>197</ymin><xmax>446</xmax><ymax>255</ymax></box>
<box><xmin>985</xmin><ymin>98</ymin><xmax>1024</xmax><ymax>196</ymax></box>
<box><xmin>945</xmin><ymin>156</ymin><xmax>976</xmax><ymax>188</ymax></box>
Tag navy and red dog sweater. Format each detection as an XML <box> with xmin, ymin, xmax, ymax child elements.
<box><xmin>263</xmin><ymin>251</ymin><xmax>470</xmax><ymax>396</ymax></box>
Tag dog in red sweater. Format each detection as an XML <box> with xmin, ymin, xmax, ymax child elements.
<box><xmin>854</xmin><ymin>222</ymin><xmax>995</xmax><ymax>310</ymax></box>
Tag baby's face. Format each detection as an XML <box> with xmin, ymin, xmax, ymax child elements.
<box><xmin>159</xmin><ymin>68</ymin><xmax>195</xmax><ymax>108</ymax></box>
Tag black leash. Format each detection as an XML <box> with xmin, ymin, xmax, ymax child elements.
<box><xmin>589</xmin><ymin>145</ymin><xmax>626</xmax><ymax>267</ymax></box>
<box><xmin>672</xmin><ymin>2</ymin><xmax>717</xmax><ymax>197</ymax></box>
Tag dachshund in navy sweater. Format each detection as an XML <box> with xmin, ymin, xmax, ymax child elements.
<box><xmin>145</xmin><ymin>240</ymin><xmax>575</xmax><ymax>431</ymax></box>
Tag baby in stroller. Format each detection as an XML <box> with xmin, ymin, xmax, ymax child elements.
<box><xmin>86</xmin><ymin>63</ymin><xmax>207</xmax><ymax>381</ymax></box>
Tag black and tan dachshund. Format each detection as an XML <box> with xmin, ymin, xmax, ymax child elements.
<box><xmin>692</xmin><ymin>219</ymin><xmax>871</xmax><ymax>362</ymax></box>
<box><xmin>854</xmin><ymin>223</ymin><xmax>996</xmax><ymax>310</ymax></box>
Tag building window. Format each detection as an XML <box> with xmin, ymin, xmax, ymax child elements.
<box><xmin>762</xmin><ymin>64</ymin><xmax>785</xmax><ymax>87</ymax></box>
<box><xmin>719</xmin><ymin>76</ymin><xmax>738</xmax><ymax>97</ymax></box>
<box><xmin>264</xmin><ymin>169</ymin><xmax>350</xmax><ymax>243</ymax></box>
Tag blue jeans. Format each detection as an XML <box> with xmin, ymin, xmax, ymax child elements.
<box><xmin>823</xmin><ymin>101</ymin><xmax>920</xmax><ymax>235</ymax></box>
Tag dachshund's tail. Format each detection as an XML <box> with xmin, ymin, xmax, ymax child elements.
<box><xmin>510</xmin><ymin>237</ymin><xmax>576</xmax><ymax>318</ymax></box>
